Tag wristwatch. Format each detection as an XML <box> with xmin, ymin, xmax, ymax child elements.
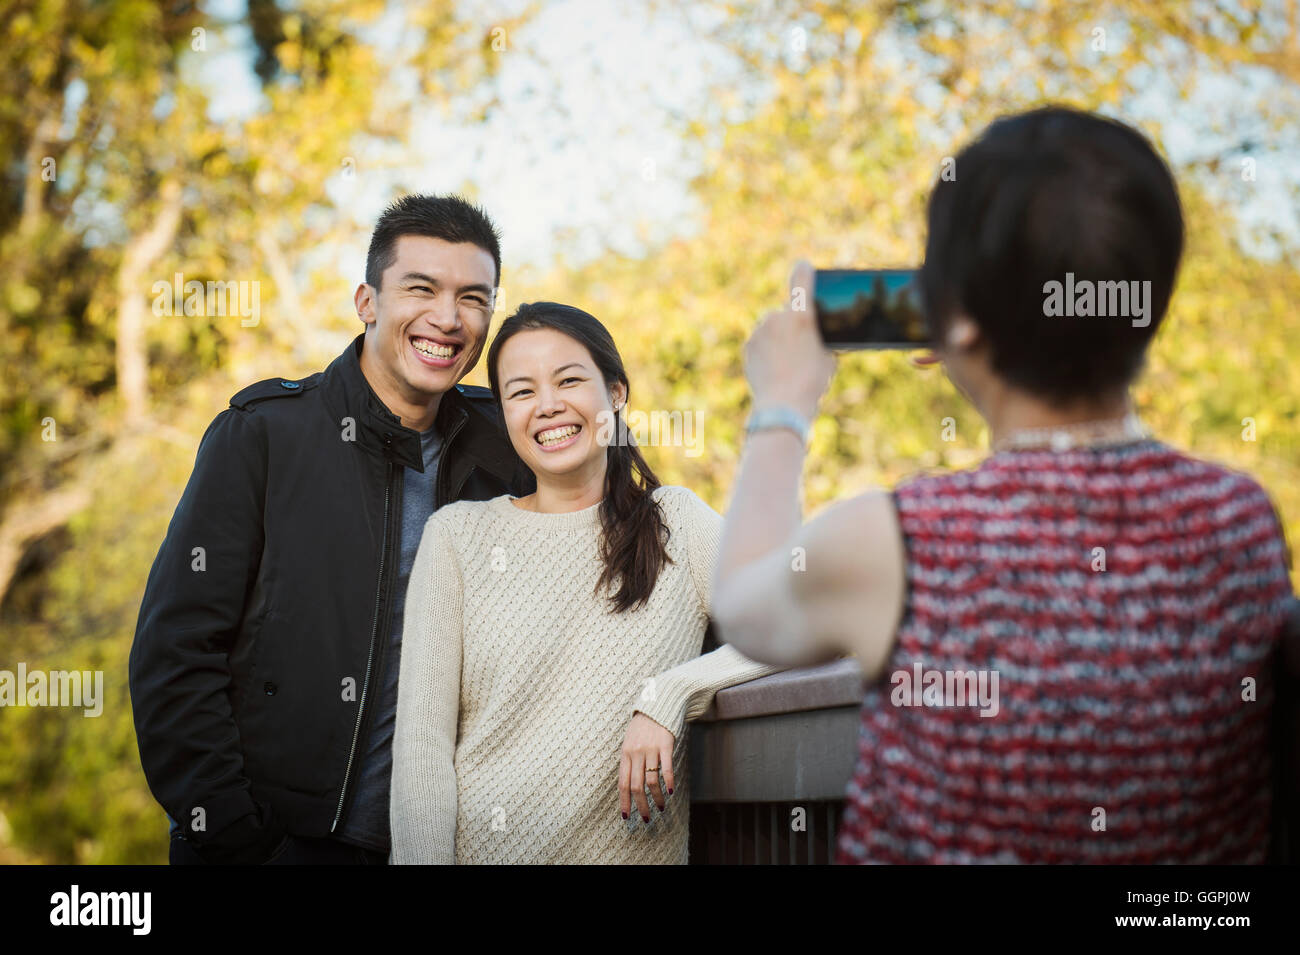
<box><xmin>744</xmin><ymin>404</ymin><xmax>812</xmax><ymax>446</ymax></box>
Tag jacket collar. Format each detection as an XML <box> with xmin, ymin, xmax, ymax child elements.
<box><xmin>320</xmin><ymin>333</ymin><xmax>519</xmax><ymax>483</ymax></box>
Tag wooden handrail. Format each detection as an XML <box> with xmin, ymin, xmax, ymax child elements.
<box><xmin>695</xmin><ymin>657</ymin><xmax>865</xmax><ymax>722</ymax></box>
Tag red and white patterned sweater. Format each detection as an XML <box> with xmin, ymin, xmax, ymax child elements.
<box><xmin>836</xmin><ymin>440</ymin><xmax>1293</xmax><ymax>864</ymax></box>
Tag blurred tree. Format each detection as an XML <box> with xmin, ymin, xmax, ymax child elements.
<box><xmin>0</xmin><ymin>0</ymin><xmax>524</xmax><ymax>862</ymax></box>
<box><xmin>531</xmin><ymin>0</ymin><xmax>1299</xmax><ymax>535</ymax></box>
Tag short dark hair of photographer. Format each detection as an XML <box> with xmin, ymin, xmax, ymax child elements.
<box><xmin>919</xmin><ymin>106</ymin><xmax>1185</xmax><ymax>403</ymax></box>
<box><xmin>366</xmin><ymin>193</ymin><xmax>502</xmax><ymax>291</ymax></box>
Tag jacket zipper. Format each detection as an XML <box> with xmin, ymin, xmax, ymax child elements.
<box><xmin>330</xmin><ymin>403</ymin><xmax>468</xmax><ymax>833</ymax></box>
<box><xmin>331</xmin><ymin>459</ymin><xmax>394</xmax><ymax>832</ymax></box>
<box><xmin>436</xmin><ymin>406</ymin><xmax>469</xmax><ymax>507</ymax></box>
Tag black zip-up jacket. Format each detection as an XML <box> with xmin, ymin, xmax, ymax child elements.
<box><xmin>128</xmin><ymin>333</ymin><xmax>534</xmax><ymax>863</ymax></box>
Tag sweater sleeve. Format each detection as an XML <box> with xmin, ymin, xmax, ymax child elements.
<box><xmin>633</xmin><ymin>488</ymin><xmax>787</xmax><ymax>738</ymax></box>
<box><xmin>634</xmin><ymin>643</ymin><xmax>786</xmax><ymax>740</ymax></box>
<box><xmin>390</xmin><ymin>513</ymin><xmax>463</xmax><ymax>864</ymax></box>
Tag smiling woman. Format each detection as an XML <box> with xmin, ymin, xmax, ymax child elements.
<box><xmin>388</xmin><ymin>301</ymin><xmax>784</xmax><ymax>864</ymax></box>
<box><xmin>487</xmin><ymin>302</ymin><xmax>653</xmax><ymax>610</ymax></box>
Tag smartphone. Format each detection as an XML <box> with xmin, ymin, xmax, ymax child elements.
<box><xmin>813</xmin><ymin>268</ymin><xmax>930</xmax><ymax>349</ymax></box>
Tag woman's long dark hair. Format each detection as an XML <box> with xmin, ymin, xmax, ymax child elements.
<box><xmin>486</xmin><ymin>302</ymin><xmax>673</xmax><ymax>613</ymax></box>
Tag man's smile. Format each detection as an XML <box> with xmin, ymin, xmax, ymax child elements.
<box><xmin>409</xmin><ymin>334</ymin><xmax>463</xmax><ymax>368</ymax></box>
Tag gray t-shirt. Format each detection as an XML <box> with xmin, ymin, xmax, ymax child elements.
<box><xmin>336</xmin><ymin>423</ymin><xmax>443</xmax><ymax>852</ymax></box>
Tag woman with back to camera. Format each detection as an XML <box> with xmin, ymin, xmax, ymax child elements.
<box><xmin>389</xmin><ymin>301</ymin><xmax>783</xmax><ymax>864</ymax></box>
<box><xmin>711</xmin><ymin>105</ymin><xmax>1295</xmax><ymax>863</ymax></box>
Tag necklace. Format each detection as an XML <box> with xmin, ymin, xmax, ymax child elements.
<box><xmin>992</xmin><ymin>411</ymin><xmax>1150</xmax><ymax>452</ymax></box>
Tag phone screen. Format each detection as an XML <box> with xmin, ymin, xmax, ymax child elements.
<box><xmin>813</xmin><ymin>269</ymin><xmax>930</xmax><ymax>349</ymax></box>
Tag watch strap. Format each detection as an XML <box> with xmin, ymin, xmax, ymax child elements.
<box><xmin>745</xmin><ymin>404</ymin><xmax>811</xmax><ymax>445</ymax></box>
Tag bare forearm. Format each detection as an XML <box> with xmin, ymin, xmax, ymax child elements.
<box><xmin>715</xmin><ymin>427</ymin><xmax>806</xmax><ymax>593</ymax></box>
<box><xmin>712</xmin><ymin>424</ymin><xmax>812</xmax><ymax>665</ymax></box>
<box><xmin>713</xmin><ymin>261</ymin><xmax>842</xmax><ymax>664</ymax></box>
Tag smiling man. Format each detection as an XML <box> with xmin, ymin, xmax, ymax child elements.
<box><xmin>129</xmin><ymin>194</ymin><xmax>535</xmax><ymax>865</ymax></box>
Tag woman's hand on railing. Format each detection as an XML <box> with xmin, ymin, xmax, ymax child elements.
<box><xmin>618</xmin><ymin>713</ymin><xmax>675</xmax><ymax>823</ymax></box>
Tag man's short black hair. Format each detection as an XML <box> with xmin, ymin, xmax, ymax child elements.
<box><xmin>920</xmin><ymin>106</ymin><xmax>1184</xmax><ymax>402</ymax></box>
<box><xmin>365</xmin><ymin>193</ymin><xmax>502</xmax><ymax>291</ymax></box>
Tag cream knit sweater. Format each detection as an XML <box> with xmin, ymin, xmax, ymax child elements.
<box><xmin>389</xmin><ymin>484</ymin><xmax>782</xmax><ymax>864</ymax></box>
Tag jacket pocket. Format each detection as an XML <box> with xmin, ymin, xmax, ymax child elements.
<box><xmin>228</xmin><ymin>602</ymin><xmax>269</xmax><ymax>716</ymax></box>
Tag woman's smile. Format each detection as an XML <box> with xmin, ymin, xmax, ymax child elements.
<box><xmin>535</xmin><ymin>423</ymin><xmax>582</xmax><ymax>451</ymax></box>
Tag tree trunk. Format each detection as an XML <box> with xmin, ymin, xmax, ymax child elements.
<box><xmin>116</xmin><ymin>178</ymin><xmax>183</xmax><ymax>427</ymax></box>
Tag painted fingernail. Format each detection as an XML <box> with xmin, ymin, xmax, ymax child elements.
<box><xmin>641</xmin><ymin>816</ymin><xmax>649</xmax><ymax>823</ymax></box>
<box><xmin>622</xmin><ymin>812</ymin><xmax>628</xmax><ymax>819</ymax></box>
<box><xmin>668</xmin><ymin>788</ymin><xmax>673</xmax><ymax>795</ymax></box>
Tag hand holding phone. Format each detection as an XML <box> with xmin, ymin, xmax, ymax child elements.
<box><xmin>743</xmin><ymin>261</ymin><xmax>836</xmax><ymax>421</ymax></box>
